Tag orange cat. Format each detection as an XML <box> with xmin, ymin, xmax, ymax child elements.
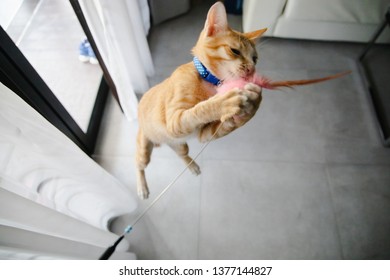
<box><xmin>136</xmin><ymin>2</ymin><xmax>265</xmax><ymax>199</ymax></box>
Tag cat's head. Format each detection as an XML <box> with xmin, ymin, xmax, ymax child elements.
<box><xmin>192</xmin><ymin>2</ymin><xmax>267</xmax><ymax>82</ymax></box>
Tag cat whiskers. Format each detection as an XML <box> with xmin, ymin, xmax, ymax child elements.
<box><xmin>256</xmin><ymin>38</ymin><xmax>274</xmax><ymax>50</ymax></box>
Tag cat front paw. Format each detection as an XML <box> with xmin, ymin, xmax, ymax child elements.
<box><xmin>239</xmin><ymin>83</ymin><xmax>262</xmax><ymax>116</ymax></box>
<box><xmin>219</xmin><ymin>88</ymin><xmax>248</xmax><ymax>122</ymax></box>
<box><xmin>244</xmin><ymin>83</ymin><xmax>262</xmax><ymax>101</ymax></box>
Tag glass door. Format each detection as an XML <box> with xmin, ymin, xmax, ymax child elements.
<box><xmin>0</xmin><ymin>0</ymin><xmax>115</xmax><ymax>155</ymax></box>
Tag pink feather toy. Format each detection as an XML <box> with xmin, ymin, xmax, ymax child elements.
<box><xmin>217</xmin><ymin>71</ymin><xmax>351</xmax><ymax>94</ymax></box>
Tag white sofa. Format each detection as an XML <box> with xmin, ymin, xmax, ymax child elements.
<box><xmin>243</xmin><ymin>0</ymin><xmax>390</xmax><ymax>43</ymax></box>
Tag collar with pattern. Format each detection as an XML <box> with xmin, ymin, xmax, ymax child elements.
<box><xmin>193</xmin><ymin>56</ymin><xmax>221</xmax><ymax>86</ymax></box>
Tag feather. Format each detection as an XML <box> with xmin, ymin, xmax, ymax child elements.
<box><xmin>217</xmin><ymin>71</ymin><xmax>351</xmax><ymax>94</ymax></box>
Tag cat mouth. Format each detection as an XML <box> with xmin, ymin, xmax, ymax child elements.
<box><xmin>242</xmin><ymin>73</ymin><xmax>256</xmax><ymax>82</ymax></box>
<box><xmin>239</xmin><ymin>68</ymin><xmax>256</xmax><ymax>81</ymax></box>
<box><xmin>223</xmin><ymin>70</ymin><xmax>255</xmax><ymax>83</ymax></box>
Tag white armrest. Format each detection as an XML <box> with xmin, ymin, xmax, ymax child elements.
<box><xmin>243</xmin><ymin>0</ymin><xmax>287</xmax><ymax>34</ymax></box>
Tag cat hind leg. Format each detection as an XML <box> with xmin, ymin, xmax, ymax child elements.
<box><xmin>169</xmin><ymin>142</ymin><xmax>201</xmax><ymax>175</ymax></box>
<box><xmin>135</xmin><ymin>129</ymin><xmax>154</xmax><ymax>199</ymax></box>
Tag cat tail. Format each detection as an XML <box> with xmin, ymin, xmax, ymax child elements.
<box><xmin>258</xmin><ymin>71</ymin><xmax>351</xmax><ymax>89</ymax></box>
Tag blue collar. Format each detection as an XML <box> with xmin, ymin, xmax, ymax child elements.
<box><xmin>193</xmin><ymin>56</ymin><xmax>221</xmax><ymax>86</ymax></box>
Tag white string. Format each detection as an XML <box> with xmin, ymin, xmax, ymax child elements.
<box><xmin>124</xmin><ymin>121</ymin><xmax>224</xmax><ymax>234</ymax></box>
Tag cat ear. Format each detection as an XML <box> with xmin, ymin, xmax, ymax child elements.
<box><xmin>244</xmin><ymin>28</ymin><xmax>268</xmax><ymax>42</ymax></box>
<box><xmin>204</xmin><ymin>2</ymin><xmax>228</xmax><ymax>36</ymax></box>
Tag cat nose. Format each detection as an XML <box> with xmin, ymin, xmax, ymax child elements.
<box><xmin>246</xmin><ymin>66</ymin><xmax>255</xmax><ymax>76</ymax></box>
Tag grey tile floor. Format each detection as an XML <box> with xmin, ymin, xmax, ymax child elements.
<box><xmin>93</xmin><ymin>1</ymin><xmax>390</xmax><ymax>259</ymax></box>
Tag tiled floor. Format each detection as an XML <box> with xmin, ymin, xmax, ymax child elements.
<box><xmin>93</xmin><ymin>1</ymin><xmax>390</xmax><ymax>259</ymax></box>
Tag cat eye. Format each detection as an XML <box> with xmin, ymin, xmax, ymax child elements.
<box><xmin>253</xmin><ymin>56</ymin><xmax>258</xmax><ymax>63</ymax></box>
<box><xmin>230</xmin><ymin>48</ymin><xmax>241</xmax><ymax>56</ymax></box>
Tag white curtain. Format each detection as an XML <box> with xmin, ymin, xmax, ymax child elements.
<box><xmin>0</xmin><ymin>82</ymin><xmax>137</xmax><ymax>230</ymax></box>
<box><xmin>0</xmin><ymin>188</ymin><xmax>135</xmax><ymax>259</ymax></box>
<box><xmin>0</xmin><ymin>82</ymin><xmax>138</xmax><ymax>258</ymax></box>
<box><xmin>79</xmin><ymin>0</ymin><xmax>155</xmax><ymax>121</ymax></box>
